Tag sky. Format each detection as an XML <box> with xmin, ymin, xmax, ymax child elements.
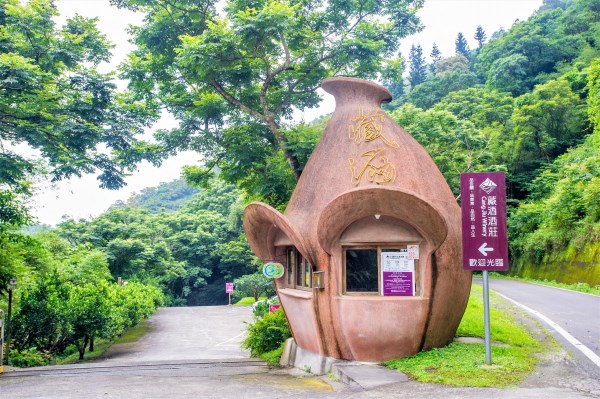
<box><xmin>31</xmin><ymin>0</ymin><xmax>544</xmax><ymax>226</ymax></box>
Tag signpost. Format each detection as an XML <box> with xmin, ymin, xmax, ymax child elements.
<box><xmin>225</xmin><ymin>282</ymin><xmax>234</xmax><ymax>305</ymax></box>
<box><xmin>460</xmin><ymin>172</ymin><xmax>508</xmax><ymax>365</ymax></box>
<box><xmin>0</xmin><ymin>309</ymin><xmax>4</xmax><ymax>373</ymax></box>
<box><xmin>3</xmin><ymin>279</ymin><xmax>15</xmax><ymax>367</ymax></box>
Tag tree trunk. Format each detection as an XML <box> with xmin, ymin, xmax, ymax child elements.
<box><xmin>264</xmin><ymin>118</ymin><xmax>302</xmax><ymax>181</ymax></box>
<box><xmin>78</xmin><ymin>336</ymin><xmax>89</xmax><ymax>360</ymax></box>
<box><xmin>89</xmin><ymin>336</ymin><xmax>94</xmax><ymax>352</ymax></box>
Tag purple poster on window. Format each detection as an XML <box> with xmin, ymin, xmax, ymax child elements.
<box><xmin>381</xmin><ymin>251</ymin><xmax>415</xmax><ymax>296</ymax></box>
<box><xmin>460</xmin><ymin>172</ymin><xmax>509</xmax><ymax>271</ymax></box>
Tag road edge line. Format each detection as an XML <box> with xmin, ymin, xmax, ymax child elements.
<box><xmin>493</xmin><ymin>290</ymin><xmax>600</xmax><ymax>368</ymax></box>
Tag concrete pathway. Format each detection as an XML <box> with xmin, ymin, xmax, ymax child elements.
<box><xmin>101</xmin><ymin>305</ymin><xmax>252</xmax><ymax>362</ymax></box>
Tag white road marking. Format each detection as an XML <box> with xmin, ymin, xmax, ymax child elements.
<box><xmin>493</xmin><ymin>291</ymin><xmax>600</xmax><ymax>368</ymax></box>
<box><xmin>215</xmin><ymin>331</ymin><xmax>247</xmax><ymax>347</ymax></box>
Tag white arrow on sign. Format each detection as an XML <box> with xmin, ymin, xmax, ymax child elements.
<box><xmin>478</xmin><ymin>243</ymin><xmax>494</xmax><ymax>256</ymax></box>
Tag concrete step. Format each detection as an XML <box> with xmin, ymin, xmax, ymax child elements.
<box><xmin>331</xmin><ymin>362</ymin><xmax>409</xmax><ymax>390</ymax></box>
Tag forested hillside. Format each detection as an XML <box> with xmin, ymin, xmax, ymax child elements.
<box><xmin>58</xmin><ymin>181</ymin><xmax>256</xmax><ymax>306</ymax></box>
<box><xmin>114</xmin><ymin>179</ymin><xmax>200</xmax><ymax>213</ymax></box>
<box><xmin>389</xmin><ymin>0</ymin><xmax>599</xmax><ymax>284</ymax></box>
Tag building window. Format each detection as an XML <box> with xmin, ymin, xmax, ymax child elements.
<box><xmin>286</xmin><ymin>247</ymin><xmax>312</xmax><ymax>290</ymax></box>
<box><xmin>345</xmin><ymin>249</ymin><xmax>378</xmax><ymax>292</ymax></box>
<box><xmin>286</xmin><ymin>248</ymin><xmax>296</xmax><ymax>286</ymax></box>
<box><xmin>343</xmin><ymin>245</ymin><xmax>418</xmax><ymax>296</ymax></box>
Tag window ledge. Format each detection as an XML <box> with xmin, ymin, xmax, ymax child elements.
<box><xmin>278</xmin><ymin>288</ymin><xmax>313</xmax><ymax>299</ymax></box>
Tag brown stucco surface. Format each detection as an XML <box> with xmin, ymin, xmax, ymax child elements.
<box><xmin>243</xmin><ymin>77</ymin><xmax>472</xmax><ymax>362</ymax></box>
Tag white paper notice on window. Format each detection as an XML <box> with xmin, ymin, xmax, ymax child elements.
<box><xmin>407</xmin><ymin>245</ymin><xmax>419</xmax><ymax>260</ymax></box>
<box><xmin>381</xmin><ymin>252</ymin><xmax>414</xmax><ymax>273</ymax></box>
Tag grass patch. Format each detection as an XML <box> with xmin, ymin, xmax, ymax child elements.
<box><xmin>234</xmin><ymin>296</ymin><xmax>267</xmax><ymax>306</ymax></box>
<box><xmin>456</xmin><ymin>285</ymin><xmax>538</xmax><ymax>347</ymax></box>
<box><xmin>258</xmin><ymin>342</ymin><xmax>285</xmax><ymax>366</ymax></box>
<box><xmin>488</xmin><ymin>272</ymin><xmax>600</xmax><ymax>296</ymax></box>
<box><xmin>56</xmin><ymin>321</ymin><xmax>150</xmax><ymax>365</ymax></box>
<box><xmin>113</xmin><ymin>320</ymin><xmax>150</xmax><ymax>344</ymax></box>
<box><xmin>384</xmin><ymin>284</ymin><xmax>543</xmax><ymax>387</ymax></box>
<box><xmin>56</xmin><ymin>339</ymin><xmax>113</xmax><ymax>365</ymax></box>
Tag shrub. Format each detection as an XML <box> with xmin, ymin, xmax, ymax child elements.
<box><xmin>251</xmin><ymin>296</ymin><xmax>280</xmax><ymax>318</ymax></box>
<box><xmin>242</xmin><ymin>309</ymin><xmax>291</xmax><ymax>356</ymax></box>
<box><xmin>9</xmin><ymin>348</ymin><xmax>51</xmax><ymax>368</ymax></box>
<box><xmin>259</xmin><ymin>343</ymin><xmax>286</xmax><ymax>366</ymax></box>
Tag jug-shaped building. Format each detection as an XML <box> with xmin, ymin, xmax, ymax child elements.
<box><xmin>243</xmin><ymin>77</ymin><xmax>472</xmax><ymax>362</ymax></box>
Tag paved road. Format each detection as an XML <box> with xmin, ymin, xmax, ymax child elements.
<box><xmin>1</xmin><ymin>299</ymin><xmax>599</xmax><ymax>398</ymax></box>
<box><xmin>477</xmin><ymin>278</ymin><xmax>600</xmax><ymax>370</ymax></box>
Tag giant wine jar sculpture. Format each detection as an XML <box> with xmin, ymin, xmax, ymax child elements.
<box><xmin>243</xmin><ymin>77</ymin><xmax>472</xmax><ymax>362</ymax></box>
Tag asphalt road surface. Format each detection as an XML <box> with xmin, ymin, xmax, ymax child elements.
<box><xmin>1</xmin><ymin>295</ymin><xmax>599</xmax><ymax>398</ymax></box>
<box><xmin>477</xmin><ymin>277</ymin><xmax>600</xmax><ymax>372</ymax></box>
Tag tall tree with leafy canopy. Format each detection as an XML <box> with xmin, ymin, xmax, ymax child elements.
<box><xmin>408</xmin><ymin>44</ymin><xmax>427</xmax><ymax>88</ymax></box>
<box><xmin>430</xmin><ymin>42</ymin><xmax>442</xmax><ymax>73</ymax></box>
<box><xmin>474</xmin><ymin>25</ymin><xmax>486</xmax><ymax>49</ymax></box>
<box><xmin>0</xmin><ymin>0</ymin><xmax>156</xmax><ymax>199</ymax></box>
<box><xmin>455</xmin><ymin>32</ymin><xmax>470</xmax><ymax>57</ymax></box>
<box><xmin>112</xmin><ymin>0</ymin><xmax>423</xmax><ymax>200</ymax></box>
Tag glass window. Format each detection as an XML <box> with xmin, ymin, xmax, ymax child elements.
<box><xmin>296</xmin><ymin>251</ymin><xmax>303</xmax><ymax>286</ymax></box>
<box><xmin>286</xmin><ymin>248</ymin><xmax>295</xmax><ymax>286</ymax></box>
<box><xmin>344</xmin><ymin>245</ymin><xmax>418</xmax><ymax>295</ymax></box>
<box><xmin>286</xmin><ymin>247</ymin><xmax>312</xmax><ymax>290</ymax></box>
<box><xmin>345</xmin><ymin>249</ymin><xmax>378</xmax><ymax>292</ymax></box>
<box><xmin>304</xmin><ymin>259</ymin><xmax>312</xmax><ymax>288</ymax></box>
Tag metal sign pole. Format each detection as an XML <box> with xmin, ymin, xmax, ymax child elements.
<box><xmin>4</xmin><ymin>288</ymin><xmax>12</xmax><ymax>366</ymax></box>
<box><xmin>482</xmin><ymin>270</ymin><xmax>492</xmax><ymax>365</ymax></box>
<box><xmin>0</xmin><ymin>309</ymin><xmax>4</xmax><ymax>372</ymax></box>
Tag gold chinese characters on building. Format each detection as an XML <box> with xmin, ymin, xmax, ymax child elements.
<box><xmin>348</xmin><ymin>106</ymin><xmax>399</xmax><ymax>186</ymax></box>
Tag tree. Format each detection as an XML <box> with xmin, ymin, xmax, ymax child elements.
<box><xmin>434</xmin><ymin>87</ymin><xmax>514</xmax><ymax>128</ymax></box>
<box><xmin>381</xmin><ymin>56</ymin><xmax>406</xmax><ymax>99</ymax></box>
<box><xmin>475</xmin><ymin>5</ymin><xmax>593</xmax><ymax>94</ymax></box>
<box><xmin>430</xmin><ymin>42</ymin><xmax>442</xmax><ymax>73</ymax></box>
<box><xmin>55</xmin><ymin>180</ymin><xmax>256</xmax><ymax>306</ymax></box>
<box><xmin>486</xmin><ymin>54</ymin><xmax>530</xmax><ymax>96</ymax></box>
<box><xmin>113</xmin><ymin>0</ymin><xmax>423</xmax><ymax>197</ymax></box>
<box><xmin>11</xmin><ymin>271</ymin><xmax>71</xmax><ymax>354</ymax></box>
<box><xmin>434</xmin><ymin>54</ymin><xmax>470</xmax><ymax>76</ymax></box>
<box><xmin>474</xmin><ymin>25</ymin><xmax>487</xmax><ymax>49</ymax></box>
<box><xmin>390</xmin><ymin>104</ymin><xmax>492</xmax><ymax>195</ymax></box>
<box><xmin>233</xmin><ymin>272</ymin><xmax>275</xmax><ymax>301</ymax></box>
<box><xmin>408</xmin><ymin>44</ymin><xmax>427</xmax><ymax>88</ymax></box>
<box><xmin>502</xmin><ymin>76</ymin><xmax>588</xmax><ymax>199</ymax></box>
<box><xmin>407</xmin><ymin>70</ymin><xmax>479</xmax><ymax>109</ymax></box>
<box><xmin>455</xmin><ymin>32</ymin><xmax>470</xmax><ymax>57</ymax></box>
<box><xmin>0</xmin><ymin>0</ymin><xmax>154</xmax><ymax>199</ymax></box>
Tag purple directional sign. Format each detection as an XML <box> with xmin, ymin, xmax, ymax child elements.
<box><xmin>460</xmin><ymin>172</ymin><xmax>509</xmax><ymax>271</ymax></box>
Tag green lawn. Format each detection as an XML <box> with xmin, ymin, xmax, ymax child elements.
<box><xmin>57</xmin><ymin>320</ymin><xmax>151</xmax><ymax>365</ymax></box>
<box><xmin>233</xmin><ymin>296</ymin><xmax>267</xmax><ymax>306</ymax></box>
<box><xmin>384</xmin><ymin>284</ymin><xmax>549</xmax><ymax>387</ymax></box>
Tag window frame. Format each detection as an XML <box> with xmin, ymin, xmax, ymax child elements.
<box><xmin>285</xmin><ymin>246</ymin><xmax>312</xmax><ymax>291</ymax></box>
<box><xmin>342</xmin><ymin>244</ymin><xmax>420</xmax><ymax>296</ymax></box>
